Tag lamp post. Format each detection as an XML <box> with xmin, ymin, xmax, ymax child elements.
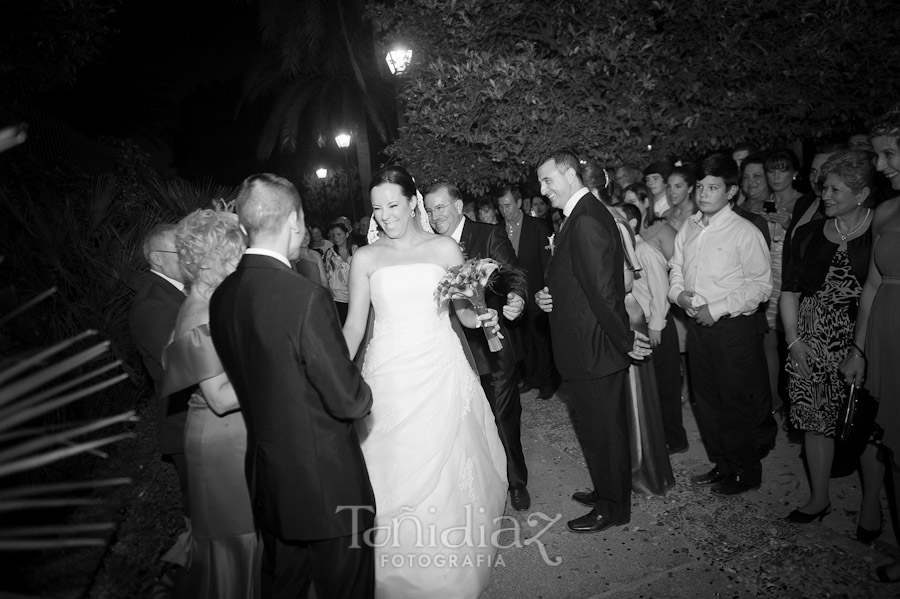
<box><xmin>335</xmin><ymin>132</ymin><xmax>356</xmax><ymax>222</ymax></box>
<box><xmin>385</xmin><ymin>47</ymin><xmax>412</xmax><ymax>130</ymax></box>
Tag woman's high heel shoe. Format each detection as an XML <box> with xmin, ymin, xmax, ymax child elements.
<box><xmin>784</xmin><ymin>503</ymin><xmax>831</xmax><ymax>524</ymax></box>
<box><xmin>857</xmin><ymin>525</ymin><xmax>882</xmax><ymax>544</ymax></box>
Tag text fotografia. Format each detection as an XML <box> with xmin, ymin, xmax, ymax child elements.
<box><xmin>337</xmin><ymin>505</ymin><xmax>563</xmax><ymax>567</ymax></box>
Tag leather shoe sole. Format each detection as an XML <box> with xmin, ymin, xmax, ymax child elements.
<box><xmin>571</xmin><ymin>490</ymin><xmax>597</xmax><ymax>508</ymax></box>
<box><xmin>691</xmin><ymin>468</ymin><xmax>726</xmax><ymax>486</ymax></box>
<box><xmin>567</xmin><ymin>511</ymin><xmax>630</xmax><ymax>534</ymax></box>
<box><xmin>509</xmin><ymin>487</ymin><xmax>531</xmax><ymax>511</ymax></box>
<box><xmin>710</xmin><ymin>478</ymin><xmax>760</xmax><ymax>496</ymax></box>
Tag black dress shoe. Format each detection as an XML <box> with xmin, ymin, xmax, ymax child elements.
<box><xmin>784</xmin><ymin>503</ymin><xmax>831</xmax><ymax>523</ymax></box>
<box><xmin>509</xmin><ymin>487</ymin><xmax>531</xmax><ymax>511</ymax></box>
<box><xmin>567</xmin><ymin>509</ymin><xmax>629</xmax><ymax>534</ymax></box>
<box><xmin>538</xmin><ymin>386</ymin><xmax>555</xmax><ymax>400</ymax></box>
<box><xmin>857</xmin><ymin>524</ymin><xmax>882</xmax><ymax>543</ymax></box>
<box><xmin>571</xmin><ymin>490</ymin><xmax>598</xmax><ymax>508</ymax></box>
<box><xmin>710</xmin><ymin>477</ymin><xmax>760</xmax><ymax>496</ymax></box>
<box><xmin>691</xmin><ymin>467</ymin><xmax>726</xmax><ymax>486</ymax></box>
<box><xmin>667</xmin><ymin>442</ymin><xmax>689</xmax><ymax>455</ymax></box>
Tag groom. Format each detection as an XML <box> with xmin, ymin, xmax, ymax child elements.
<box><xmin>535</xmin><ymin>149</ymin><xmax>651</xmax><ymax>534</ymax></box>
<box><xmin>210</xmin><ymin>173</ymin><xmax>375</xmax><ymax>598</ymax></box>
<box><xmin>423</xmin><ymin>182</ymin><xmax>531</xmax><ymax>511</ymax></box>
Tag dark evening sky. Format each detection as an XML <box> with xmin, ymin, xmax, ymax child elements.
<box><xmin>48</xmin><ymin>0</ymin><xmax>271</xmax><ymax>182</ymax></box>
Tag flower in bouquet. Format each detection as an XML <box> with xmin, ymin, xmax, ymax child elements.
<box><xmin>546</xmin><ymin>233</ymin><xmax>555</xmax><ymax>256</ymax></box>
<box><xmin>435</xmin><ymin>258</ymin><xmax>504</xmax><ymax>352</ymax></box>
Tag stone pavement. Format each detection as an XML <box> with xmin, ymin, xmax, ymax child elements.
<box><xmin>481</xmin><ymin>390</ymin><xmax>900</xmax><ymax>599</ymax></box>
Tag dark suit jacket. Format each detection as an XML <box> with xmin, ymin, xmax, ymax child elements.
<box><xmin>209</xmin><ymin>253</ymin><xmax>375</xmax><ymax>541</ymax></box>
<box><xmin>458</xmin><ymin>220</ymin><xmax>529</xmax><ymax>375</ymax></box>
<box><xmin>129</xmin><ymin>273</ymin><xmax>191</xmax><ymax>455</ymax></box>
<box><xmin>516</xmin><ymin>215</ymin><xmax>554</xmax><ymax>312</ymax></box>
<box><xmin>545</xmin><ymin>192</ymin><xmax>633</xmax><ymax>380</ymax></box>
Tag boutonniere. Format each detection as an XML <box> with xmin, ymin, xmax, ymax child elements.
<box><xmin>545</xmin><ymin>233</ymin><xmax>556</xmax><ymax>256</ymax></box>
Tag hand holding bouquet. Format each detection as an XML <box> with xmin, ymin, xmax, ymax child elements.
<box><xmin>435</xmin><ymin>258</ymin><xmax>504</xmax><ymax>352</ymax></box>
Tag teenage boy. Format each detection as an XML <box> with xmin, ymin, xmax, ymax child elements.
<box><xmin>668</xmin><ymin>153</ymin><xmax>773</xmax><ymax>496</ymax></box>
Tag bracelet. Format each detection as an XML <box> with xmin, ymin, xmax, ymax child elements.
<box><xmin>786</xmin><ymin>338</ymin><xmax>802</xmax><ymax>351</ymax></box>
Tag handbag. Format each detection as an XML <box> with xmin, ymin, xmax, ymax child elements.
<box><xmin>835</xmin><ymin>384</ymin><xmax>859</xmax><ymax>443</ymax></box>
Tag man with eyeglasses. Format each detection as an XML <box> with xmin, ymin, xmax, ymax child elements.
<box><xmin>129</xmin><ymin>223</ymin><xmax>192</xmax><ymax>516</ymax></box>
<box><xmin>423</xmin><ymin>182</ymin><xmax>532</xmax><ymax>512</ymax></box>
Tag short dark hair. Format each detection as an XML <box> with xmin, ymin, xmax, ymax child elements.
<box><xmin>698</xmin><ymin>153</ymin><xmax>739</xmax><ymax>189</ymax></box>
<box><xmin>424</xmin><ymin>181</ymin><xmax>463</xmax><ymax>202</ymax></box>
<box><xmin>538</xmin><ymin>148</ymin><xmax>582</xmax><ymax>181</ymax></box>
<box><xmin>369</xmin><ymin>164</ymin><xmax>417</xmax><ymax>199</ymax></box>
<box><xmin>739</xmin><ymin>152</ymin><xmax>768</xmax><ymax>181</ymax></box>
<box><xmin>764</xmin><ymin>149</ymin><xmax>800</xmax><ymax>173</ymax></box>
<box><xmin>496</xmin><ymin>184</ymin><xmax>522</xmax><ymax>202</ymax></box>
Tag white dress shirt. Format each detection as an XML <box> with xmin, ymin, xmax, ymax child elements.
<box><xmin>632</xmin><ymin>237</ymin><xmax>669</xmax><ymax>331</ymax></box>
<box><xmin>245</xmin><ymin>247</ymin><xmax>292</xmax><ymax>268</ymax></box>
<box><xmin>450</xmin><ymin>217</ymin><xmax>466</xmax><ymax>243</ymax></box>
<box><xmin>563</xmin><ymin>187</ymin><xmax>591</xmax><ymax>218</ymax></box>
<box><xmin>668</xmin><ymin>204</ymin><xmax>772</xmax><ymax>322</ymax></box>
<box><xmin>150</xmin><ymin>269</ymin><xmax>185</xmax><ymax>293</ymax></box>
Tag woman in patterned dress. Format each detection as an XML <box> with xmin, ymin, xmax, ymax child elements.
<box><xmin>781</xmin><ymin>150</ymin><xmax>880</xmax><ymax>530</ymax></box>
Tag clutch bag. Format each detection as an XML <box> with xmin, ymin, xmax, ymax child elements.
<box><xmin>836</xmin><ymin>384</ymin><xmax>858</xmax><ymax>443</ymax></box>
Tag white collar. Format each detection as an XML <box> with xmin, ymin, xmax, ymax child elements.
<box><xmin>450</xmin><ymin>217</ymin><xmax>466</xmax><ymax>242</ymax></box>
<box><xmin>150</xmin><ymin>269</ymin><xmax>185</xmax><ymax>292</ymax></box>
<box><xmin>245</xmin><ymin>247</ymin><xmax>291</xmax><ymax>268</ymax></box>
<box><xmin>563</xmin><ymin>187</ymin><xmax>591</xmax><ymax>218</ymax></box>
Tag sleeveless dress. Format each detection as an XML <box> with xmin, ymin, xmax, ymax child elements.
<box><xmin>866</xmin><ymin>231</ymin><xmax>900</xmax><ymax>458</ymax></box>
<box><xmin>357</xmin><ymin>263</ymin><xmax>508</xmax><ymax>599</ymax></box>
<box><xmin>162</xmin><ymin>320</ymin><xmax>261</xmax><ymax>599</ymax></box>
<box><xmin>788</xmin><ymin>250</ymin><xmax>861</xmax><ymax>435</ymax></box>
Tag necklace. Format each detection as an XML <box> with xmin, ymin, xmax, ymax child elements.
<box><xmin>833</xmin><ymin>208</ymin><xmax>871</xmax><ymax>241</ymax></box>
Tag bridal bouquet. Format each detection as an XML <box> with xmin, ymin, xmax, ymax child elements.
<box><xmin>435</xmin><ymin>258</ymin><xmax>503</xmax><ymax>352</ymax></box>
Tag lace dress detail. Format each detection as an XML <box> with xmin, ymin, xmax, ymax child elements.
<box><xmin>358</xmin><ymin>263</ymin><xmax>507</xmax><ymax>599</ymax></box>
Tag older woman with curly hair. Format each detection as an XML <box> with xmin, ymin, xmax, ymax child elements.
<box><xmin>162</xmin><ymin>208</ymin><xmax>260</xmax><ymax>598</ymax></box>
<box><xmin>781</xmin><ymin>150</ymin><xmax>881</xmax><ymax>537</ymax></box>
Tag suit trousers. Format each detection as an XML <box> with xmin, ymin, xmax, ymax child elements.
<box><xmin>260</xmin><ymin>530</ymin><xmax>373</xmax><ymax>599</ymax></box>
<box><xmin>522</xmin><ymin>311</ymin><xmax>556</xmax><ymax>390</ymax></box>
<box><xmin>686</xmin><ymin>314</ymin><xmax>772</xmax><ymax>487</ymax></box>
<box><xmin>653</xmin><ymin>312</ymin><xmax>687</xmax><ymax>449</ymax></box>
<box><xmin>479</xmin><ymin>353</ymin><xmax>528</xmax><ymax>490</ymax></box>
<box><xmin>563</xmin><ymin>371</ymin><xmax>631</xmax><ymax>520</ymax></box>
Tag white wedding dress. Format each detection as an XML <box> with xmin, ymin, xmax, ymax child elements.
<box><xmin>358</xmin><ymin>263</ymin><xmax>508</xmax><ymax>599</ymax></box>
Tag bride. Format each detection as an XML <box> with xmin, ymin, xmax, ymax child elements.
<box><xmin>343</xmin><ymin>165</ymin><xmax>508</xmax><ymax>598</ymax></box>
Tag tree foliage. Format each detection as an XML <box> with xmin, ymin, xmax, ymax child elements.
<box><xmin>0</xmin><ymin>0</ymin><xmax>118</xmax><ymax>112</ymax></box>
<box><xmin>372</xmin><ymin>0</ymin><xmax>900</xmax><ymax>193</ymax></box>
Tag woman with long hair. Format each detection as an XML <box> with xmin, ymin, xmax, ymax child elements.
<box><xmin>663</xmin><ymin>166</ymin><xmax>697</xmax><ymax>232</ymax></box>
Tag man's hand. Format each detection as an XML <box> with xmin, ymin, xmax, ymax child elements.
<box><xmin>628</xmin><ymin>331</ymin><xmax>652</xmax><ymax>360</ymax></box>
<box><xmin>476</xmin><ymin>308</ymin><xmax>504</xmax><ymax>339</ymax></box>
<box><xmin>648</xmin><ymin>328</ymin><xmax>662</xmax><ymax>347</ymax></box>
<box><xmin>535</xmin><ymin>287</ymin><xmax>553</xmax><ymax>313</ymax></box>
<box><xmin>675</xmin><ymin>290</ymin><xmax>697</xmax><ymax>317</ymax></box>
<box><xmin>503</xmin><ymin>292</ymin><xmax>525</xmax><ymax>321</ymax></box>
<box><xmin>694</xmin><ymin>304</ymin><xmax>716</xmax><ymax>326</ymax></box>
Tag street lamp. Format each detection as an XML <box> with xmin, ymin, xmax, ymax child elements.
<box><xmin>335</xmin><ymin>132</ymin><xmax>351</xmax><ymax>149</ymax></box>
<box><xmin>316</xmin><ymin>167</ymin><xmax>328</xmax><ymax>179</ymax></box>
<box><xmin>385</xmin><ymin>48</ymin><xmax>412</xmax><ymax>75</ymax></box>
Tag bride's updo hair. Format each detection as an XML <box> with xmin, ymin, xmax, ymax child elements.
<box><xmin>369</xmin><ymin>165</ymin><xmax>417</xmax><ymax>201</ymax></box>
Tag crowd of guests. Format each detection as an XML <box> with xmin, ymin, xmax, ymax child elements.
<box><xmin>126</xmin><ymin>109</ymin><xmax>900</xmax><ymax>597</ymax></box>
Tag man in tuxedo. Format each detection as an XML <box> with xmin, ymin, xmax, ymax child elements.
<box><xmin>496</xmin><ymin>184</ymin><xmax>557</xmax><ymax>399</ymax></box>
<box><xmin>129</xmin><ymin>223</ymin><xmax>191</xmax><ymax>511</ymax></box>
<box><xmin>535</xmin><ymin>150</ymin><xmax>651</xmax><ymax>534</ymax></box>
<box><xmin>209</xmin><ymin>173</ymin><xmax>375</xmax><ymax>599</ymax></box>
<box><xmin>423</xmin><ymin>182</ymin><xmax>532</xmax><ymax>511</ymax></box>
